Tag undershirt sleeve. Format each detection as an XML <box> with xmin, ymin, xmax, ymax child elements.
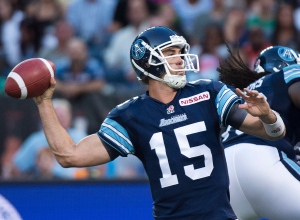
<box><xmin>227</xmin><ymin>103</ymin><xmax>248</xmax><ymax>129</ymax></box>
<box><xmin>102</xmin><ymin>140</ymin><xmax>120</xmax><ymax>160</ymax></box>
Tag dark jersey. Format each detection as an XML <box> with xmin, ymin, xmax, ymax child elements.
<box><xmin>98</xmin><ymin>80</ymin><xmax>241</xmax><ymax>219</ymax></box>
<box><xmin>223</xmin><ymin>64</ymin><xmax>300</xmax><ymax>159</ymax></box>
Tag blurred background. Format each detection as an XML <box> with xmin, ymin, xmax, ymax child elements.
<box><xmin>0</xmin><ymin>0</ymin><xmax>299</xmax><ymax>219</ymax></box>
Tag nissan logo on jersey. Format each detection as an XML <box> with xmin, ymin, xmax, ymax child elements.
<box><xmin>179</xmin><ymin>91</ymin><xmax>210</xmax><ymax>106</ymax></box>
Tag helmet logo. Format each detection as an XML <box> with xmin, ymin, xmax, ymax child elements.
<box><xmin>131</xmin><ymin>39</ymin><xmax>146</xmax><ymax>60</ymax></box>
<box><xmin>278</xmin><ymin>47</ymin><xmax>295</xmax><ymax>62</ymax></box>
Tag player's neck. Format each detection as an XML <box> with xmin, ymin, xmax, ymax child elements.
<box><xmin>148</xmin><ymin>81</ymin><xmax>177</xmax><ymax>104</ymax></box>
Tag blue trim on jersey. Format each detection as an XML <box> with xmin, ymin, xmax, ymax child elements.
<box><xmin>97</xmin><ymin>131</ymin><xmax>126</xmax><ymax>156</ymax></box>
<box><xmin>281</xmin><ymin>151</ymin><xmax>300</xmax><ymax>175</ymax></box>
<box><xmin>283</xmin><ymin>65</ymin><xmax>300</xmax><ymax>84</ymax></box>
<box><xmin>216</xmin><ymin>85</ymin><xmax>240</xmax><ymax>126</ymax></box>
<box><xmin>99</xmin><ymin>118</ymin><xmax>135</xmax><ymax>155</ymax></box>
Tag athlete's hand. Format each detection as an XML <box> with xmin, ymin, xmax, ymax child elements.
<box><xmin>236</xmin><ymin>88</ymin><xmax>276</xmax><ymax>124</ymax></box>
<box><xmin>34</xmin><ymin>77</ymin><xmax>56</xmax><ymax>105</ymax></box>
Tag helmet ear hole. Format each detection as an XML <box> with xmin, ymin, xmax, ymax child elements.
<box><xmin>140</xmin><ymin>75</ymin><xmax>149</xmax><ymax>85</ymax></box>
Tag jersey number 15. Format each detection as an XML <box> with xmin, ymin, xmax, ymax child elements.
<box><xmin>150</xmin><ymin>121</ymin><xmax>214</xmax><ymax>188</ymax></box>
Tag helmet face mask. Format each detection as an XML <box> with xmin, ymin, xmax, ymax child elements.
<box><xmin>254</xmin><ymin>46</ymin><xmax>300</xmax><ymax>73</ymax></box>
<box><xmin>130</xmin><ymin>26</ymin><xmax>199</xmax><ymax>89</ymax></box>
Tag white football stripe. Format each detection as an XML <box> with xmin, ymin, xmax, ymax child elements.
<box><xmin>39</xmin><ymin>58</ymin><xmax>54</xmax><ymax>77</ymax></box>
<box><xmin>7</xmin><ymin>72</ymin><xmax>28</xmax><ymax>99</ymax></box>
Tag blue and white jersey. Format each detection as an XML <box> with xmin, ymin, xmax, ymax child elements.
<box><xmin>223</xmin><ymin>64</ymin><xmax>300</xmax><ymax>159</ymax></box>
<box><xmin>98</xmin><ymin>80</ymin><xmax>240</xmax><ymax>219</ymax></box>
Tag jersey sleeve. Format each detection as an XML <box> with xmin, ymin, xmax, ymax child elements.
<box><xmin>97</xmin><ymin>117</ymin><xmax>135</xmax><ymax>157</ymax></box>
<box><xmin>283</xmin><ymin>64</ymin><xmax>300</xmax><ymax>86</ymax></box>
<box><xmin>214</xmin><ymin>82</ymin><xmax>242</xmax><ymax>127</ymax></box>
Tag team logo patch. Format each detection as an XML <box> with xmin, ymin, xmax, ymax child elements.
<box><xmin>179</xmin><ymin>91</ymin><xmax>210</xmax><ymax>106</ymax></box>
<box><xmin>166</xmin><ymin>105</ymin><xmax>175</xmax><ymax>114</ymax></box>
<box><xmin>131</xmin><ymin>39</ymin><xmax>146</xmax><ymax>60</ymax></box>
<box><xmin>278</xmin><ymin>47</ymin><xmax>295</xmax><ymax>62</ymax></box>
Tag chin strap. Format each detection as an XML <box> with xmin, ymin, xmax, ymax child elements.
<box><xmin>131</xmin><ymin>59</ymin><xmax>187</xmax><ymax>89</ymax></box>
<box><xmin>164</xmin><ymin>74</ymin><xmax>187</xmax><ymax>89</ymax></box>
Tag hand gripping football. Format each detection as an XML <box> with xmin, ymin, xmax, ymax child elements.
<box><xmin>5</xmin><ymin>58</ymin><xmax>56</xmax><ymax>99</ymax></box>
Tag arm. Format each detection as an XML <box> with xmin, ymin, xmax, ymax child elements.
<box><xmin>34</xmin><ymin>78</ymin><xmax>111</xmax><ymax>168</ymax></box>
<box><xmin>288</xmin><ymin>81</ymin><xmax>300</xmax><ymax>109</ymax></box>
<box><xmin>236</xmin><ymin>88</ymin><xmax>286</xmax><ymax>140</ymax></box>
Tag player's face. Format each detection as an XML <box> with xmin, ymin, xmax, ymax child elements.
<box><xmin>162</xmin><ymin>46</ymin><xmax>185</xmax><ymax>76</ymax></box>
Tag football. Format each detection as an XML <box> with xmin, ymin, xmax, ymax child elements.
<box><xmin>4</xmin><ymin>58</ymin><xmax>56</xmax><ymax>99</ymax></box>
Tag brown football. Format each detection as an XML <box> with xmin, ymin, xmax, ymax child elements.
<box><xmin>5</xmin><ymin>58</ymin><xmax>56</xmax><ymax>99</ymax></box>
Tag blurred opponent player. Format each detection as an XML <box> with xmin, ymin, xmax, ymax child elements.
<box><xmin>218</xmin><ymin>45</ymin><xmax>300</xmax><ymax>220</ymax></box>
<box><xmin>32</xmin><ymin>26</ymin><xmax>285</xmax><ymax>219</ymax></box>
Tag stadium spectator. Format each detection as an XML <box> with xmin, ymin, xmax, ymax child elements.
<box><xmin>149</xmin><ymin>2</ymin><xmax>185</xmax><ymax>38</ymax></box>
<box><xmin>105</xmin><ymin>155</ymin><xmax>147</xmax><ymax>179</ymax></box>
<box><xmin>13</xmin><ymin>98</ymin><xmax>90</xmax><ymax>180</ymax></box>
<box><xmin>35</xmin><ymin>147</ymin><xmax>58</xmax><ymax>179</ymax></box>
<box><xmin>293</xmin><ymin>1</ymin><xmax>300</xmax><ymax>32</ymax></box>
<box><xmin>103</xmin><ymin>0</ymin><xmax>152</xmax><ymax>97</ymax></box>
<box><xmin>65</xmin><ymin>0</ymin><xmax>118</xmax><ymax>60</ymax></box>
<box><xmin>24</xmin><ymin>0</ymin><xmax>64</xmax><ymax>50</ymax></box>
<box><xmin>194</xmin><ymin>24</ymin><xmax>226</xmax><ymax>81</ymax></box>
<box><xmin>30</xmin><ymin>0</ymin><xmax>63</xmax><ymax>24</ymax></box>
<box><xmin>109</xmin><ymin>0</ymin><xmax>157</xmax><ymax>34</ymax></box>
<box><xmin>270</xmin><ymin>3</ymin><xmax>300</xmax><ymax>51</ymax></box>
<box><xmin>54</xmin><ymin>37</ymin><xmax>109</xmax><ymax>134</ymax></box>
<box><xmin>0</xmin><ymin>0</ymin><xmax>24</xmax><ymax>71</ymax></box>
<box><xmin>170</xmin><ymin>0</ymin><xmax>213</xmax><ymax>38</ymax></box>
<box><xmin>191</xmin><ymin>0</ymin><xmax>229</xmax><ymax>47</ymax></box>
<box><xmin>223</xmin><ymin>6</ymin><xmax>247</xmax><ymax>48</ymax></box>
<box><xmin>0</xmin><ymin>98</ymin><xmax>39</xmax><ymax>179</ymax></box>
<box><xmin>242</xmin><ymin>26</ymin><xmax>271</xmax><ymax>69</ymax></box>
<box><xmin>246</xmin><ymin>0</ymin><xmax>276</xmax><ymax>41</ymax></box>
<box><xmin>218</xmin><ymin>45</ymin><xmax>300</xmax><ymax>219</ymax></box>
<box><xmin>223</xmin><ymin>0</ymin><xmax>245</xmax><ymax>8</ymax></box>
<box><xmin>18</xmin><ymin>17</ymin><xmax>44</xmax><ymax>61</ymax></box>
<box><xmin>0</xmin><ymin>135</ymin><xmax>22</xmax><ymax>179</ymax></box>
<box><xmin>108</xmin><ymin>0</ymin><xmax>129</xmax><ymax>33</ymax></box>
<box><xmin>33</xmin><ymin>26</ymin><xmax>285</xmax><ymax>219</ymax></box>
<box><xmin>38</xmin><ymin>19</ymin><xmax>75</xmax><ymax>64</ymax></box>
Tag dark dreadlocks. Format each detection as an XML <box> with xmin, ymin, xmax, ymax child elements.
<box><xmin>217</xmin><ymin>44</ymin><xmax>269</xmax><ymax>89</ymax></box>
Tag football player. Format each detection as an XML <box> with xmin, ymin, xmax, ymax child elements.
<box><xmin>33</xmin><ymin>26</ymin><xmax>285</xmax><ymax>219</ymax></box>
<box><xmin>218</xmin><ymin>45</ymin><xmax>300</xmax><ymax>220</ymax></box>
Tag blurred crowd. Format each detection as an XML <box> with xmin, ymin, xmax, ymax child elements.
<box><xmin>0</xmin><ymin>0</ymin><xmax>299</xmax><ymax>181</ymax></box>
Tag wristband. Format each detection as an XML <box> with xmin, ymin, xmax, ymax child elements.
<box><xmin>261</xmin><ymin>110</ymin><xmax>284</xmax><ymax>137</ymax></box>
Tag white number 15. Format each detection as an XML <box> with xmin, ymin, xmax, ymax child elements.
<box><xmin>150</xmin><ymin>122</ymin><xmax>214</xmax><ymax>188</ymax></box>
